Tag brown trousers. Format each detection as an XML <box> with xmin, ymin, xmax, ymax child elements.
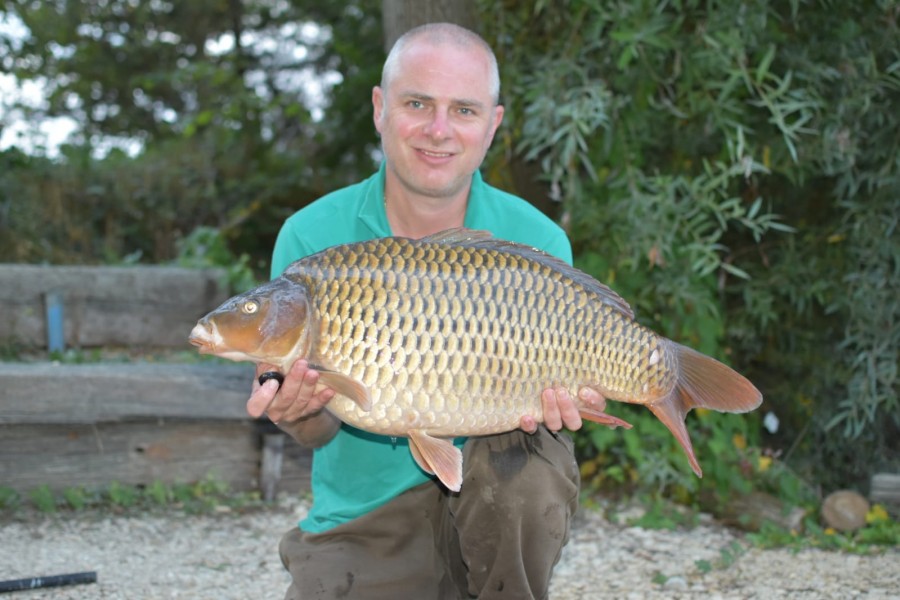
<box><xmin>279</xmin><ymin>427</ymin><xmax>579</xmax><ymax>600</ymax></box>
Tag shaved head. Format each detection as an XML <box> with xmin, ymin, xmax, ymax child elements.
<box><xmin>381</xmin><ymin>23</ymin><xmax>500</xmax><ymax>104</ymax></box>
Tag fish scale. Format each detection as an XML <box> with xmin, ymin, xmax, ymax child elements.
<box><xmin>190</xmin><ymin>227</ymin><xmax>762</xmax><ymax>491</ymax></box>
<box><xmin>284</xmin><ymin>235</ymin><xmax>670</xmax><ymax>437</ymax></box>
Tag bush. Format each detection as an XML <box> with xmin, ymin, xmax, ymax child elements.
<box><xmin>481</xmin><ymin>0</ymin><xmax>899</xmax><ymax>494</ymax></box>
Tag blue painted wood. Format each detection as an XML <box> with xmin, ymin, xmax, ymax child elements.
<box><xmin>45</xmin><ymin>291</ymin><xmax>65</xmax><ymax>353</ymax></box>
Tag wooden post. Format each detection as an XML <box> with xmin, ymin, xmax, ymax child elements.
<box><xmin>871</xmin><ymin>473</ymin><xmax>900</xmax><ymax>515</ymax></box>
<box><xmin>260</xmin><ymin>433</ymin><xmax>285</xmax><ymax>502</ymax></box>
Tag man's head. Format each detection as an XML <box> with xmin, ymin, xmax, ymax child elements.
<box><xmin>381</xmin><ymin>23</ymin><xmax>501</xmax><ymax>105</ymax></box>
<box><xmin>372</xmin><ymin>23</ymin><xmax>504</xmax><ymax>202</ymax></box>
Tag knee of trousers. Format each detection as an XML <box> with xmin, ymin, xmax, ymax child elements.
<box><xmin>457</xmin><ymin>428</ymin><xmax>580</xmax><ymax>518</ymax></box>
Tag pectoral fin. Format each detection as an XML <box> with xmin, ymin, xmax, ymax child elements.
<box><xmin>313</xmin><ymin>367</ymin><xmax>372</xmax><ymax>412</ymax></box>
<box><xmin>408</xmin><ymin>430</ymin><xmax>463</xmax><ymax>492</ymax></box>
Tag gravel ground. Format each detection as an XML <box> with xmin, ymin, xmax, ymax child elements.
<box><xmin>1</xmin><ymin>498</ymin><xmax>897</xmax><ymax>600</ymax></box>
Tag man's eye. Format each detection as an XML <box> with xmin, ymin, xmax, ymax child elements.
<box><xmin>408</xmin><ymin>100</ymin><xmax>423</xmax><ymax>109</ymax></box>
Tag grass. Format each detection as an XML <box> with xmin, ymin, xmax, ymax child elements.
<box><xmin>0</xmin><ymin>475</ymin><xmax>267</xmax><ymax>518</ymax></box>
<box><xmin>598</xmin><ymin>493</ymin><xmax>899</xmax><ymax>558</ymax></box>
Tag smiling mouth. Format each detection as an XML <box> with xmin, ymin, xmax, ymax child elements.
<box><xmin>418</xmin><ymin>149</ymin><xmax>453</xmax><ymax>158</ymax></box>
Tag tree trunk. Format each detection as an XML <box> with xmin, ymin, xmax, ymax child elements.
<box><xmin>381</xmin><ymin>0</ymin><xmax>477</xmax><ymax>51</ymax></box>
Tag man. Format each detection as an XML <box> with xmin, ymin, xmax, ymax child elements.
<box><xmin>247</xmin><ymin>22</ymin><xmax>603</xmax><ymax>600</ymax></box>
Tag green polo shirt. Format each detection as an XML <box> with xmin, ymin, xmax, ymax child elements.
<box><xmin>271</xmin><ymin>162</ymin><xmax>572</xmax><ymax>533</ymax></box>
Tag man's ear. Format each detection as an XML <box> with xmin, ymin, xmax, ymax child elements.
<box><xmin>487</xmin><ymin>103</ymin><xmax>505</xmax><ymax>145</ymax></box>
<box><xmin>372</xmin><ymin>86</ymin><xmax>385</xmax><ymax>133</ymax></box>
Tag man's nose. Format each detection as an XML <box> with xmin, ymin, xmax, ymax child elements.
<box><xmin>423</xmin><ymin>109</ymin><xmax>451</xmax><ymax>139</ymax></box>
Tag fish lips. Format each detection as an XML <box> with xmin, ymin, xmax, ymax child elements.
<box><xmin>188</xmin><ymin>323</ymin><xmax>216</xmax><ymax>354</ymax></box>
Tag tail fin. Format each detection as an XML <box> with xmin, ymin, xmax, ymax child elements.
<box><xmin>647</xmin><ymin>341</ymin><xmax>762</xmax><ymax>477</ymax></box>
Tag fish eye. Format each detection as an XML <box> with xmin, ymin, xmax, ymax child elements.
<box><xmin>242</xmin><ymin>300</ymin><xmax>259</xmax><ymax>314</ymax></box>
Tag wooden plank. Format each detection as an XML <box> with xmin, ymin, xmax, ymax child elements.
<box><xmin>0</xmin><ymin>422</ymin><xmax>312</xmax><ymax>496</ymax></box>
<box><xmin>0</xmin><ymin>264</ymin><xmax>229</xmax><ymax>348</ymax></box>
<box><xmin>871</xmin><ymin>473</ymin><xmax>900</xmax><ymax>507</ymax></box>
<box><xmin>0</xmin><ymin>421</ymin><xmax>261</xmax><ymax>494</ymax></box>
<box><xmin>279</xmin><ymin>437</ymin><xmax>313</xmax><ymax>496</ymax></box>
<box><xmin>0</xmin><ymin>362</ymin><xmax>254</xmax><ymax>424</ymax></box>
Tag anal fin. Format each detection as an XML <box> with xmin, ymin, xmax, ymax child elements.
<box><xmin>579</xmin><ymin>407</ymin><xmax>633</xmax><ymax>430</ymax></box>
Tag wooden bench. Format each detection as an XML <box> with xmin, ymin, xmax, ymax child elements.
<box><xmin>0</xmin><ymin>265</ymin><xmax>309</xmax><ymax>498</ymax></box>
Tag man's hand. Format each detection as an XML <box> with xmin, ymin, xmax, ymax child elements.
<box><xmin>247</xmin><ymin>360</ymin><xmax>340</xmax><ymax>446</ymax></box>
<box><xmin>520</xmin><ymin>387</ymin><xmax>606</xmax><ymax>434</ymax></box>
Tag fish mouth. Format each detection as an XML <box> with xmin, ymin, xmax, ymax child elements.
<box><xmin>188</xmin><ymin>323</ymin><xmax>216</xmax><ymax>354</ymax></box>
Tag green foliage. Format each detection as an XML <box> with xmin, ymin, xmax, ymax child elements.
<box><xmin>143</xmin><ymin>480</ymin><xmax>174</xmax><ymax>506</ymax></box>
<box><xmin>695</xmin><ymin>541</ymin><xmax>746</xmax><ymax>574</ymax></box>
<box><xmin>0</xmin><ymin>486</ymin><xmax>22</xmax><ymax>510</ymax></box>
<box><xmin>748</xmin><ymin>509</ymin><xmax>900</xmax><ymax>554</ymax></box>
<box><xmin>62</xmin><ymin>486</ymin><xmax>90</xmax><ymax>510</ymax></box>
<box><xmin>174</xmin><ymin>226</ymin><xmax>259</xmax><ymax>293</ymax></box>
<box><xmin>0</xmin><ymin>0</ymin><xmax>384</xmax><ymax>269</ymax></box>
<box><xmin>29</xmin><ymin>485</ymin><xmax>57</xmax><ymax>513</ymax></box>
<box><xmin>625</xmin><ymin>496</ymin><xmax>698</xmax><ymax>530</ymax></box>
<box><xmin>481</xmin><ymin>0</ymin><xmax>900</xmax><ymax>495</ymax></box>
<box><xmin>106</xmin><ymin>481</ymin><xmax>139</xmax><ymax>508</ymax></box>
<box><xmin>0</xmin><ymin>476</ymin><xmax>263</xmax><ymax>516</ymax></box>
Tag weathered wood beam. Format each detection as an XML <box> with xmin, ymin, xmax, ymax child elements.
<box><xmin>0</xmin><ymin>264</ymin><xmax>228</xmax><ymax>348</ymax></box>
<box><xmin>0</xmin><ymin>363</ymin><xmax>253</xmax><ymax>424</ymax></box>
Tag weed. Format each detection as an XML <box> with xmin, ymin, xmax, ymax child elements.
<box><xmin>30</xmin><ymin>485</ymin><xmax>56</xmax><ymax>513</ymax></box>
<box><xmin>0</xmin><ymin>486</ymin><xmax>21</xmax><ymax>510</ymax></box>
<box><xmin>106</xmin><ymin>481</ymin><xmax>139</xmax><ymax>508</ymax></box>
<box><xmin>62</xmin><ymin>486</ymin><xmax>91</xmax><ymax>510</ymax></box>
<box><xmin>695</xmin><ymin>541</ymin><xmax>747</xmax><ymax>575</ymax></box>
<box><xmin>143</xmin><ymin>480</ymin><xmax>172</xmax><ymax>506</ymax></box>
<box><xmin>626</xmin><ymin>496</ymin><xmax>698</xmax><ymax>531</ymax></box>
<box><xmin>748</xmin><ymin>511</ymin><xmax>900</xmax><ymax>554</ymax></box>
<box><xmin>3</xmin><ymin>475</ymin><xmax>266</xmax><ymax>517</ymax></box>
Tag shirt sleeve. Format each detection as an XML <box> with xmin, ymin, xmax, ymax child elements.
<box><xmin>539</xmin><ymin>228</ymin><xmax>574</xmax><ymax>266</ymax></box>
<box><xmin>270</xmin><ymin>217</ymin><xmax>315</xmax><ymax>279</ymax></box>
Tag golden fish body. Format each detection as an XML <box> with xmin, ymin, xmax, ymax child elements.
<box><xmin>296</xmin><ymin>236</ymin><xmax>672</xmax><ymax>435</ymax></box>
<box><xmin>190</xmin><ymin>229</ymin><xmax>762</xmax><ymax>490</ymax></box>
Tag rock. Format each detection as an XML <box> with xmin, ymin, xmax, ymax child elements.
<box><xmin>822</xmin><ymin>489</ymin><xmax>870</xmax><ymax>532</ymax></box>
<box><xmin>720</xmin><ymin>491</ymin><xmax>806</xmax><ymax>532</ymax></box>
<box><xmin>663</xmin><ymin>576</ymin><xmax>688</xmax><ymax>591</ymax></box>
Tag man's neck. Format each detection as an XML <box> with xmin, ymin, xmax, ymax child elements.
<box><xmin>384</xmin><ymin>186</ymin><xmax>469</xmax><ymax>239</ymax></box>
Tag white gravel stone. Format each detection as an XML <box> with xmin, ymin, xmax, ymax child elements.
<box><xmin>1</xmin><ymin>498</ymin><xmax>897</xmax><ymax>599</ymax></box>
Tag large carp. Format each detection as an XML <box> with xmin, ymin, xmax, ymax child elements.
<box><xmin>189</xmin><ymin>228</ymin><xmax>762</xmax><ymax>491</ymax></box>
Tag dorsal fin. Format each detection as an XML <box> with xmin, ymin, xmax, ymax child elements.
<box><xmin>418</xmin><ymin>228</ymin><xmax>495</xmax><ymax>245</ymax></box>
<box><xmin>418</xmin><ymin>227</ymin><xmax>635</xmax><ymax>320</ymax></box>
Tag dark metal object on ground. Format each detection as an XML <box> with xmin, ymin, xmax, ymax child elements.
<box><xmin>0</xmin><ymin>571</ymin><xmax>97</xmax><ymax>594</ymax></box>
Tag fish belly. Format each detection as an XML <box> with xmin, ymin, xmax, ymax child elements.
<box><xmin>302</xmin><ymin>238</ymin><xmax>675</xmax><ymax>437</ymax></box>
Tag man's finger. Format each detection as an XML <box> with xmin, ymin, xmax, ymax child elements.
<box><xmin>247</xmin><ymin>378</ymin><xmax>279</xmax><ymax>418</ymax></box>
<box><xmin>542</xmin><ymin>388</ymin><xmax>563</xmax><ymax>431</ymax></box>
<box><xmin>520</xmin><ymin>415</ymin><xmax>538</xmax><ymax>434</ymax></box>
<box><xmin>557</xmin><ymin>388</ymin><xmax>583</xmax><ymax>431</ymax></box>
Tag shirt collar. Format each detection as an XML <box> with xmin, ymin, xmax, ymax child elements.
<box><xmin>357</xmin><ymin>162</ymin><xmax>391</xmax><ymax>238</ymax></box>
<box><xmin>357</xmin><ymin>162</ymin><xmax>488</xmax><ymax>236</ymax></box>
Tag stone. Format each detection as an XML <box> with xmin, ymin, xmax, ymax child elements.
<box><xmin>821</xmin><ymin>489</ymin><xmax>870</xmax><ymax>532</ymax></box>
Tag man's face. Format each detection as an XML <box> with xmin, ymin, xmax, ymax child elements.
<box><xmin>372</xmin><ymin>40</ymin><xmax>504</xmax><ymax>201</ymax></box>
